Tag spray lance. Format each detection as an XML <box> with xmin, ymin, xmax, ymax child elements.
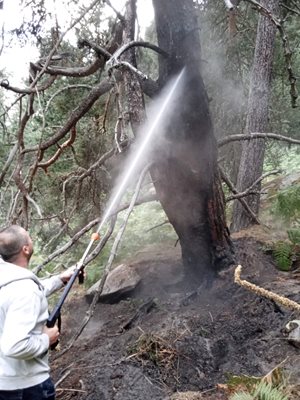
<box><xmin>46</xmin><ymin>232</ymin><xmax>100</xmax><ymax>348</ymax></box>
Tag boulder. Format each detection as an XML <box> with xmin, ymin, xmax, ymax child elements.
<box><xmin>86</xmin><ymin>263</ymin><xmax>141</xmax><ymax>304</ymax></box>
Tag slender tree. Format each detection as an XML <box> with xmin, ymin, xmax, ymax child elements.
<box><xmin>231</xmin><ymin>0</ymin><xmax>280</xmax><ymax>232</ymax></box>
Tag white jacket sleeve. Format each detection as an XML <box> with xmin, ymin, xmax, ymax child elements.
<box><xmin>40</xmin><ymin>275</ymin><xmax>64</xmax><ymax>297</ymax></box>
<box><xmin>1</xmin><ymin>282</ymin><xmax>49</xmax><ymax>360</ymax></box>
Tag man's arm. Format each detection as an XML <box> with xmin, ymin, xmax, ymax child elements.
<box><xmin>40</xmin><ymin>266</ymin><xmax>77</xmax><ymax>296</ymax></box>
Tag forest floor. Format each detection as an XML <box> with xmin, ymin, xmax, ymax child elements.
<box><xmin>50</xmin><ymin>232</ymin><xmax>300</xmax><ymax>400</ymax></box>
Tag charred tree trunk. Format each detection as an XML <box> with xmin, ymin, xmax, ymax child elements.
<box><xmin>231</xmin><ymin>0</ymin><xmax>279</xmax><ymax>232</ymax></box>
<box><xmin>149</xmin><ymin>0</ymin><xmax>234</xmax><ymax>282</ymax></box>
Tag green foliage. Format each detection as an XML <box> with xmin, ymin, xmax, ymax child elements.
<box><xmin>226</xmin><ymin>374</ymin><xmax>260</xmax><ymax>392</ymax></box>
<box><xmin>230</xmin><ymin>381</ymin><xmax>288</xmax><ymax>400</ymax></box>
<box><xmin>274</xmin><ymin>185</ymin><xmax>300</xmax><ymax>223</ymax></box>
<box><xmin>272</xmin><ymin>241</ymin><xmax>293</xmax><ymax>271</ymax></box>
<box><xmin>271</xmin><ymin>228</ymin><xmax>300</xmax><ymax>271</ymax></box>
<box><xmin>287</xmin><ymin>228</ymin><xmax>300</xmax><ymax>245</ymax></box>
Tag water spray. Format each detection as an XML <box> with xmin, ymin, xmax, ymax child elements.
<box><xmin>47</xmin><ymin>68</ymin><xmax>186</xmax><ymax>335</ymax></box>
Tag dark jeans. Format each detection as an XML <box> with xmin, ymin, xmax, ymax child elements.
<box><xmin>0</xmin><ymin>377</ymin><xmax>55</xmax><ymax>400</ymax></box>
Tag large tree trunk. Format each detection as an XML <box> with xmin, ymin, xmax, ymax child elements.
<box><xmin>231</xmin><ymin>0</ymin><xmax>279</xmax><ymax>232</ymax></box>
<box><xmin>149</xmin><ymin>0</ymin><xmax>234</xmax><ymax>282</ymax></box>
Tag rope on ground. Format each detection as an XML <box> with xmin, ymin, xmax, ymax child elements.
<box><xmin>234</xmin><ymin>265</ymin><xmax>300</xmax><ymax>312</ymax></box>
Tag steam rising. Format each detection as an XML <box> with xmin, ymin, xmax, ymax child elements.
<box><xmin>78</xmin><ymin>69</ymin><xmax>186</xmax><ymax>264</ymax></box>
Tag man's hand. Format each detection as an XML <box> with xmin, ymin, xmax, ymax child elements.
<box><xmin>43</xmin><ymin>325</ymin><xmax>60</xmax><ymax>346</ymax></box>
<box><xmin>59</xmin><ymin>265</ymin><xmax>86</xmax><ymax>284</ymax></box>
<box><xmin>59</xmin><ymin>265</ymin><xmax>77</xmax><ymax>284</ymax></box>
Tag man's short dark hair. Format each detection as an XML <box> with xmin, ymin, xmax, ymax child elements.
<box><xmin>0</xmin><ymin>225</ymin><xmax>29</xmax><ymax>262</ymax></box>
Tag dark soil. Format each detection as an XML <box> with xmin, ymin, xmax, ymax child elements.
<box><xmin>51</xmin><ymin>237</ymin><xmax>300</xmax><ymax>400</ymax></box>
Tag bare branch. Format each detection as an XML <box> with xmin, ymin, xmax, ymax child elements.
<box><xmin>0</xmin><ymin>143</ymin><xmax>18</xmax><ymax>188</ymax></box>
<box><xmin>218</xmin><ymin>132</ymin><xmax>300</xmax><ymax>147</ymax></box>
<box><xmin>226</xmin><ymin>169</ymin><xmax>281</xmax><ymax>201</ymax></box>
<box><xmin>107</xmin><ymin>41</ymin><xmax>168</xmax><ymax>80</ymax></box>
<box><xmin>28</xmin><ymin>0</ymin><xmax>102</xmax><ymax>89</ymax></box>
<box><xmin>23</xmin><ymin>79</ymin><xmax>113</xmax><ymax>154</ymax></box>
<box><xmin>280</xmin><ymin>3</ymin><xmax>300</xmax><ymax>16</ymax></box>
<box><xmin>77</xmin><ymin>38</ymin><xmax>112</xmax><ymax>60</ymax></box>
<box><xmin>37</xmin><ymin>126</ymin><xmax>77</xmax><ymax>172</ymax></box>
<box><xmin>0</xmin><ymin>75</ymin><xmax>56</xmax><ymax>94</ymax></box>
<box><xmin>103</xmin><ymin>0</ymin><xmax>125</xmax><ymax>23</ymax></box>
<box><xmin>62</xmin><ymin>164</ymin><xmax>150</xmax><ymax>350</ymax></box>
<box><xmin>33</xmin><ymin>186</ymin><xmax>155</xmax><ymax>273</ymax></box>
<box><xmin>219</xmin><ymin>166</ymin><xmax>261</xmax><ymax>225</ymax></box>
<box><xmin>30</xmin><ymin>58</ymin><xmax>103</xmax><ymax>78</ymax></box>
<box><xmin>109</xmin><ymin>40</ymin><xmax>169</xmax><ymax>60</ymax></box>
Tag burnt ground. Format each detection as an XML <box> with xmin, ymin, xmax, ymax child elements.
<box><xmin>51</xmin><ymin>237</ymin><xmax>300</xmax><ymax>400</ymax></box>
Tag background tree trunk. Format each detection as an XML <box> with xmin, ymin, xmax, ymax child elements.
<box><xmin>149</xmin><ymin>0</ymin><xmax>234</xmax><ymax>283</ymax></box>
<box><xmin>231</xmin><ymin>0</ymin><xmax>279</xmax><ymax>232</ymax></box>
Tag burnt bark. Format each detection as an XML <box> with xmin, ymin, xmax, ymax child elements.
<box><xmin>150</xmin><ymin>0</ymin><xmax>234</xmax><ymax>282</ymax></box>
<box><xmin>231</xmin><ymin>0</ymin><xmax>279</xmax><ymax>232</ymax></box>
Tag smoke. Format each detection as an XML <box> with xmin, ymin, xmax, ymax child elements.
<box><xmin>200</xmin><ymin>10</ymin><xmax>248</xmax><ymax>141</ymax></box>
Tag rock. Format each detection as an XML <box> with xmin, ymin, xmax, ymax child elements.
<box><xmin>86</xmin><ymin>263</ymin><xmax>141</xmax><ymax>304</ymax></box>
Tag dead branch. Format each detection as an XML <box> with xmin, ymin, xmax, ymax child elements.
<box><xmin>226</xmin><ymin>169</ymin><xmax>281</xmax><ymax>202</ymax></box>
<box><xmin>103</xmin><ymin>0</ymin><xmax>125</xmax><ymax>23</ymax></box>
<box><xmin>218</xmin><ymin>132</ymin><xmax>300</xmax><ymax>147</ymax></box>
<box><xmin>23</xmin><ymin>79</ymin><xmax>113</xmax><ymax>154</ymax></box>
<box><xmin>33</xmin><ymin>217</ymin><xmax>101</xmax><ymax>274</ymax></box>
<box><xmin>109</xmin><ymin>40</ymin><xmax>169</xmax><ymax>61</ymax></box>
<box><xmin>0</xmin><ymin>143</ymin><xmax>18</xmax><ymax>188</ymax></box>
<box><xmin>116</xmin><ymin>192</ymin><xmax>158</xmax><ymax>214</ymax></box>
<box><xmin>77</xmin><ymin>38</ymin><xmax>112</xmax><ymax>60</ymax></box>
<box><xmin>111</xmin><ymin>75</ymin><xmax>126</xmax><ymax>152</ymax></box>
<box><xmin>0</xmin><ymin>75</ymin><xmax>57</xmax><ymax>94</ymax></box>
<box><xmin>37</xmin><ymin>126</ymin><xmax>77</xmax><ymax>172</ymax></box>
<box><xmin>33</xmin><ymin>191</ymin><xmax>156</xmax><ymax>273</ymax></box>
<box><xmin>54</xmin><ymin>214</ymin><xmax>117</xmax><ymax>359</ymax></box>
<box><xmin>219</xmin><ymin>166</ymin><xmax>261</xmax><ymax>225</ymax></box>
<box><xmin>28</xmin><ymin>0</ymin><xmax>101</xmax><ymax>89</ymax></box>
<box><xmin>280</xmin><ymin>3</ymin><xmax>300</xmax><ymax>16</ymax></box>
<box><xmin>234</xmin><ymin>265</ymin><xmax>300</xmax><ymax>311</ymax></box>
<box><xmin>246</xmin><ymin>0</ymin><xmax>298</xmax><ymax>107</ymax></box>
<box><xmin>107</xmin><ymin>41</ymin><xmax>168</xmax><ymax>80</ymax></box>
<box><xmin>145</xmin><ymin>220</ymin><xmax>169</xmax><ymax>233</ymax></box>
<box><xmin>120</xmin><ymin>298</ymin><xmax>156</xmax><ymax>331</ymax></box>
<box><xmin>227</xmin><ymin>190</ymin><xmax>262</xmax><ymax>201</ymax></box>
<box><xmin>62</xmin><ymin>147</ymin><xmax>116</xmax><ymax>194</ymax></box>
<box><xmin>57</xmin><ymin>165</ymin><xmax>150</xmax><ymax>354</ymax></box>
<box><xmin>30</xmin><ymin>57</ymin><xmax>104</xmax><ymax>78</ymax></box>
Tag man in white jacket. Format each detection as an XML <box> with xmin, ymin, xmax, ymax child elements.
<box><xmin>0</xmin><ymin>225</ymin><xmax>75</xmax><ymax>400</ymax></box>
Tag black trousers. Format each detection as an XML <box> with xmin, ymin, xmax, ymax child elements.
<box><xmin>0</xmin><ymin>377</ymin><xmax>55</xmax><ymax>400</ymax></box>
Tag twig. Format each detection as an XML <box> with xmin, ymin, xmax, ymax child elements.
<box><xmin>280</xmin><ymin>3</ymin><xmax>300</xmax><ymax>17</ymax></box>
<box><xmin>57</xmin><ymin>164</ymin><xmax>150</xmax><ymax>356</ymax></box>
<box><xmin>106</xmin><ymin>41</ymin><xmax>168</xmax><ymax>80</ymax></box>
<box><xmin>145</xmin><ymin>220</ymin><xmax>169</xmax><ymax>233</ymax></box>
<box><xmin>218</xmin><ymin>132</ymin><xmax>300</xmax><ymax>147</ymax></box>
<box><xmin>234</xmin><ymin>265</ymin><xmax>300</xmax><ymax>311</ymax></box>
<box><xmin>219</xmin><ymin>166</ymin><xmax>261</xmax><ymax>225</ymax></box>
<box><xmin>55</xmin><ymin>388</ymin><xmax>86</xmax><ymax>393</ymax></box>
<box><xmin>54</xmin><ymin>370</ymin><xmax>71</xmax><ymax>387</ymax></box>
<box><xmin>226</xmin><ymin>169</ymin><xmax>281</xmax><ymax>202</ymax></box>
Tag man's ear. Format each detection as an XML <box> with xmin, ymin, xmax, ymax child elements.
<box><xmin>22</xmin><ymin>245</ymin><xmax>30</xmax><ymax>256</ymax></box>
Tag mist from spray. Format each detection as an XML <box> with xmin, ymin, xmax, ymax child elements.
<box><xmin>78</xmin><ymin>68</ymin><xmax>186</xmax><ymax>264</ymax></box>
